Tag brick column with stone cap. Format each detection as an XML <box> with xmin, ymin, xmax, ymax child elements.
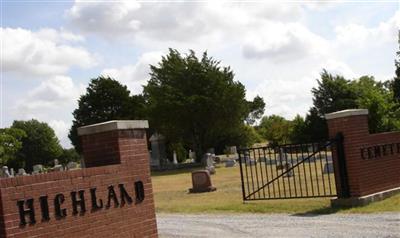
<box><xmin>78</xmin><ymin>120</ymin><xmax>149</xmax><ymax>168</ymax></box>
<box><xmin>326</xmin><ymin>109</ymin><xmax>400</xmax><ymax>205</ymax></box>
<box><xmin>0</xmin><ymin>120</ymin><xmax>158</xmax><ymax>237</ymax></box>
<box><xmin>325</xmin><ymin>109</ymin><xmax>369</xmax><ymax>198</ymax></box>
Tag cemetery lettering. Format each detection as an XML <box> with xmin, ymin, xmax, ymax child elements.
<box><xmin>360</xmin><ymin>142</ymin><xmax>400</xmax><ymax>160</ymax></box>
<box><xmin>17</xmin><ymin>181</ymin><xmax>145</xmax><ymax>226</ymax></box>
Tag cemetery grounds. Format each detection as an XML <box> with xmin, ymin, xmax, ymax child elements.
<box><xmin>152</xmin><ymin>164</ymin><xmax>400</xmax><ymax>214</ymax></box>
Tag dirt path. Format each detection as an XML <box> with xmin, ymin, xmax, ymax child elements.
<box><xmin>157</xmin><ymin>213</ymin><xmax>400</xmax><ymax>238</ymax></box>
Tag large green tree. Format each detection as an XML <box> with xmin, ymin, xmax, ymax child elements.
<box><xmin>246</xmin><ymin>95</ymin><xmax>266</xmax><ymax>125</ymax></box>
<box><xmin>305</xmin><ymin>71</ymin><xmax>400</xmax><ymax>140</ymax></box>
<box><xmin>144</xmin><ymin>49</ymin><xmax>264</xmax><ymax>160</ymax></box>
<box><xmin>311</xmin><ymin>70</ymin><xmax>358</xmax><ymax>116</ymax></box>
<box><xmin>0</xmin><ymin>128</ymin><xmax>26</xmax><ymax>165</ymax></box>
<box><xmin>11</xmin><ymin>119</ymin><xmax>62</xmax><ymax>171</ymax></box>
<box><xmin>289</xmin><ymin>115</ymin><xmax>308</xmax><ymax>143</ymax></box>
<box><xmin>69</xmin><ymin>76</ymin><xmax>145</xmax><ymax>152</ymax></box>
<box><xmin>258</xmin><ymin>115</ymin><xmax>291</xmax><ymax>146</ymax></box>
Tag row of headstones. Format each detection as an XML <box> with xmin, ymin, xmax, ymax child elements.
<box><xmin>150</xmin><ymin>133</ymin><xmax>238</xmax><ymax>167</ymax></box>
<box><xmin>242</xmin><ymin>157</ymin><xmax>334</xmax><ymax>174</ymax></box>
<box><xmin>0</xmin><ymin>160</ymin><xmax>80</xmax><ymax>178</ymax></box>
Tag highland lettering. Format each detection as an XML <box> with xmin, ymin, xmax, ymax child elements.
<box><xmin>360</xmin><ymin>142</ymin><xmax>400</xmax><ymax>160</ymax></box>
<box><xmin>17</xmin><ymin>181</ymin><xmax>145</xmax><ymax>226</ymax></box>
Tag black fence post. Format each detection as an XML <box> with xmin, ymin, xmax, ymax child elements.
<box><xmin>238</xmin><ymin>150</ymin><xmax>247</xmax><ymax>202</ymax></box>
<box><xmin>335</xmin><ymin>133</ymin><xmax>350</xmax><ymax>198</ymax></box>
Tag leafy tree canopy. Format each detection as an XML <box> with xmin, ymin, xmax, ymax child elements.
<box><xmin>246</xmin><ymin>95</ymin><xmax>266</xmax><ymax>125</ymax></box>
<box><xmin>69</xmin><ymin>76</ymin><xmax>145</xmax><ymax>152</ymax></box>
<box><xmin>305</xmin><ymin>71</ymin><xmax>400</xmax><ymax>141</ymax></box>
<box><xmin>0</xmin><ymin>128</ymin><xmax>26</xmax><ymax>165</ymax></box>
<box><xmin>11</xmin><ymin>119</ymin><xmax>62</xmax><ymax>171</ymax></box>
<box><xmin>143</xmin><ymin>49</ymin><xmax>264</xmax><ymax>160</ymax></box>
<box><xmin>258</xmin><ymin>115</ymin><xmax>291</xmax><ymax>147</ymax></box>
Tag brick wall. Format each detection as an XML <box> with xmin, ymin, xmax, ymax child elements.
<box><xmin>326</xmin><ymin>110</ymin><xmax>400</xmax><ymax>198</ymax></box>
<box><xmin>0</xmin><ymin>121</ymin><xmax>158</xmax><ymax>238</ymax></box>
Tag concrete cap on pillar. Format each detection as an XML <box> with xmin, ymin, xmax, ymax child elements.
<box><xmin>325</xmin><ymin>109</ymin><xmax>368</xmax><ymax>120</ymax></box>
<box><xmin>77</xmin><ymin>120</ymin><xmax>149</xmax><ymax>136</ymax></box>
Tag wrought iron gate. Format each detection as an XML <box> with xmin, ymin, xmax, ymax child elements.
<box><xmin>238</xmin><ymin>139</ymin><xmax>341</xmax><ymax>201</ymax></box>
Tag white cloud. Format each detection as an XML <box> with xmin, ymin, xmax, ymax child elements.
<box><xmin>11</xmin><ymin>76</ymin><xmax>85</xmax><ymax>147</ymax></box>
<box><xmin>242</xmin><ymin>22</ymin><xmax>329</xmax><ymax>62</ymax></box>
<box><xmin>101</xmin><ymin>51</ymin><xmax>162</xmax><ymax>94</ymax></box>
<box><xmin>335</xmin><ymin>10</ymin><xmax>400</xmax><ymax>48</ymax></box>
<box><xmin>66</xmin><ymin>1</ymin><xmax>302</xmax><ymax>43</ymax></box>
<box><xmin>49</xmin><ymin>120</ymin><xmax>72</xmax><ymax>148</ymax></box>
<box><xmin>14</xmin><ymin>75</ymin><xmax>84</xmax><ymax>112</ymax></box>
<box><xmin>67</xmin><ymin>1</ymin><xmax>141</xmax><ymax>36</ymax></box>
<box><xmin>2</xmin><ymin>27</ymin><xmax>97</xmax><ymax>77</ymax></box>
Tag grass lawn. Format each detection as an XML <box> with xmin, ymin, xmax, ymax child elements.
<box><xmin>152</xmin><ymin>166</ymin><xmax>400</xmax><ymax>214</ymax></box>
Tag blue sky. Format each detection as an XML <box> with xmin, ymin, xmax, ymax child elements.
<box><xmin>1</xmin><ymin>0</ymin><xmax>399</xmax><ymax>147</ymax></box>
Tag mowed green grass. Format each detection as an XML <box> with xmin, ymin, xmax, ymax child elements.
<box><xmin>152</xmin><ymin>166</ymin><xmax>400</xmax><ymax>214</ymax></box>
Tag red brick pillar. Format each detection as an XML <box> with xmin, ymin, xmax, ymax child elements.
<box><xmin>78</xmin><ymin>120</ymin><xmax>149</xmax><ymax>167</ymax></box>
<box><xmin>325</xmin><ymin>109</ymin><xmax>369</xmax><ymax>198</ymax></box>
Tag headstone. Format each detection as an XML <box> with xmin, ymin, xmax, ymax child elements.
<box><xmin>66</xmin><ymin>162</ymin><xmax>78</xmax><ymax>170</ymax></box>
<box><xmin>17</xmin><ymin>168</ymin><xmax>27</xmax><ymax>176</ymax></box>
<box><xmin>149</xmin><ymin>133</ymin><xmax>167</xmax><ymax>167</ymax></box>
<box><xmin>258</xmin><ymin>157</ymin><xmax>266</xmax><ymax>163</ymax></box>
<box><xmin>229</xmin><ymin>146</ymin><xmax>237</xmax><ymax>154</ymax></box>
<box><xmin>188</xmin><ymin>170</ymin><xmax>216</xmax><ymax>193</ymax></box>
<box><xmin>323</xmin><ymin>162</ymin><xmax>334</xmax><ymax>174</ymax></box>
<box><xmin>225</xmin><ymin>160</ymin><xmax>236</xmax><ymax>167</ymax></box>
<box><xmin>278</xmin><ymin>148</ymin><xmax>288</xmax><ymax>162</ymax></box>
<box><xmin>207</xmin><ymin>166</ymin><xmax>216</xmax><ymax>174</ymax></box>
<box><xmin>10</xmin><ymin>168</ymin><xmax>15</xmax><ymax>177</ymax></box>
<box><xmin>50</xmin><ymin>159</ymin><xmax>63</xmax><ymax>172</ymax></box>
<box><xmin>242</xmin><ymin>151</ymin><xmax>250</xmax><ymax>163</ymax></box>
<box><xmin>214</xmin><ymin>156</ymin><xmax>221</xmax><ymax>164</ymax></box>
<box><xmin>80</xmin><ymin>157</ymin><xmax>85</xmax><ymax>168</ymax></box>
<box><xmin>283</xmin><ymin>162</ymin><xmax>294</xmax><ymax>177</ymax></box>
<box><xmin>305</xmin><ymin>156</ymin><xmax>316</xmax><ymax>163</ymax></box>
<box><xmin>264</xmin><ymin>158</ymin><xmax>276</xmax><ymax>165</ymax></box>
<box><xmin>188</xmin><ymin>150</ymin><xmax>196</xmax><ymax>162</ymax></box>
<box><xmin>225</xmin><ymin>146</ymin><xmax>237</xmax><ymax>155</ymax></box>
<box><xmin>1</xmin><ymin>166</ymin><xmax>11</xmax><ymax>177</ymax></box>
<box><xmin>32</xmin><ymin>164</ymin><xmax>44</xmax><ymax>174</ymax></box>
<box><xmin>173</xmin><ymin>151</ymin><xmax>178</xmax><ymax>164</ymax></box>
<box><xmin>326</xmin><ymin>154</ymin><xmax>333</xmax><ymax>161</ymax></box>
<box><xmin>203</xmin><ymin>153</ymin><xmax>216</xmax><ymax>174</ymax></box>
<box><xmin>245</xmin><ymin>159</ymin><xmax>257</xmax><ymax>166</ymax></box>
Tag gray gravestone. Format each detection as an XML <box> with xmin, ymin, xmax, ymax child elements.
<box><xmin>32</xmin><ymin>164</ymin><xmax>44</xmax><ymax>174</ymax></box>
<box><xmin>246</xmin><ymin>159</ymin><xmax>257</xmax><ymax>166</ymax></box>
<box><xmin>188</xmin><ymin>150</ymin><xmax>196</xmax><ymax>162</ymax></box>
<box><xmin>225</xmin><ymin>160</ymin><xmax>236</xmax><ymax>167</ymax></box>
<box><xmin>283</xmin><ymin>162</ymin><xmax>294</xmax><ymax>177</ymax></box>
<box><xmin>323</xmin><ymin>162</ymin><xmax>334</xmax><ymax>174</ymax></box>
<box><xmin>173</xmin><ymin>151</ymin><xmax>178</xmax><ymax>164</ymax></box>
<box><xmin>17</xmin><ymin>168</ymin><xmax>27</xmax><ymax>176</ymax></box>
<box><xmin>264</xmin><ymin>158</ymin><xmax>277</xmax><ymax>165</ymax></box>
<box><xmin>203</xmin><ymin>153</ymin><xmax>216</xmax><ymax>174</ymax></box>
<box><xmin>50</xmin><ymin>159</ymin><xmax>63</xmax><ymax>172</ymax></box>
<box><xmin>1</xmin><ymin>166</ymin><xmax>11</xmax><ymax>177</ymax></box>
<box><xmin>67</xmin><ymin>162</ymin><xmax>78</xmax><ymax>170</ymax></box>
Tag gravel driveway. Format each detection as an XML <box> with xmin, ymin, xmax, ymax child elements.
<box><xmin>157</xmin><ymin>213</ymin><xmax>400</xmax><ymax>238</ymax></box>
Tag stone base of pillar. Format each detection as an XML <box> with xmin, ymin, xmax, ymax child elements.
<box><xmin>331</xmin><ymin>187</ymin><xmax>400</xmax><ymax>207</ymax></box>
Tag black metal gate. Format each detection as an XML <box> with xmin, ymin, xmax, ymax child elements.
<box><xmin>238</xmin><ymin>139</ymin><xmax>341</xmax><ymax>201</ymax></box>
